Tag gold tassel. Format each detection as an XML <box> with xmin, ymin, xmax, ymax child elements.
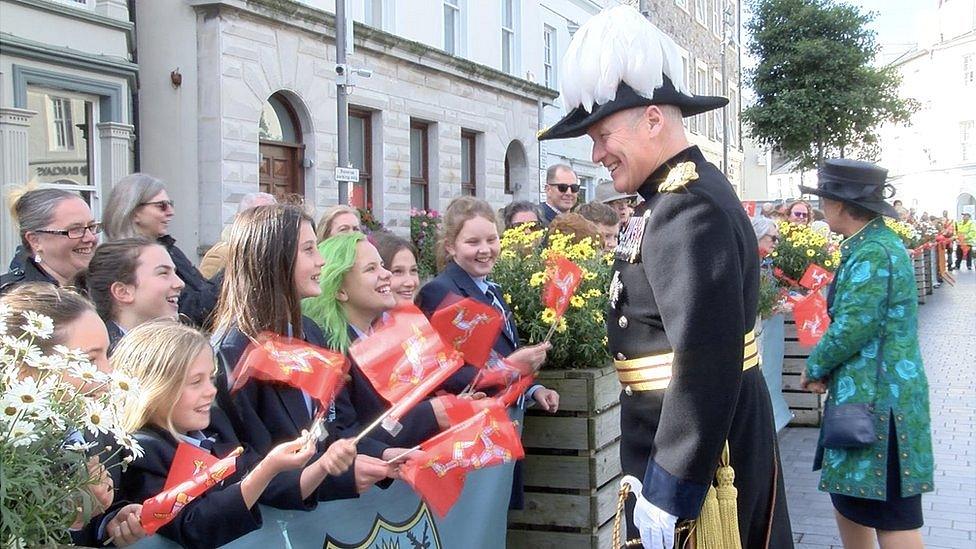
<box><xmin>695</xmin><ymin>441</ymin><xmax>742</xmax><ymax>549</ymax></box>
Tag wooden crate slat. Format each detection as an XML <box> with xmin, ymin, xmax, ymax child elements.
<box><xmin>784</xmin><ymin>390</ymin><xmax>821</xmax><ymax>409</ymax></box>
<box><xmin>782</xmin><ymin>357</ymin><xmax>807</xmax><ymax>374</ymax></box>
<box><xmin>784</xmin><ymin>340</ymin><xmax>816</xmax><ymax>357</ymax></box>
<box><xmin>507</xmin><ymin>518</ymin><xmax>615</xmax><ymax>549</ymax></box>
<box><xmin>782</xmin><ymin>372</ymin><xmax>803</xmax><ymax>391</ymax></box>
<box><xmin>508</xmin><ymin>478</ymin><xmax>619</xmax><ymax>529</ymax></box>
<box><xmin>537</xmin><ymin>369</ymin><xmax>620</xmax><ymax>413</ymax></box>
<box><xmin>790</xmin><ymin>407</ymin><xmax>822</xmax><ymax>426</ymax></box>
<box><xmin>522</xmin><ymin>439</ymin><xmax>621</xmax><ymax>490</ymax></box>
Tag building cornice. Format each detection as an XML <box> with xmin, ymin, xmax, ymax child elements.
<box><xmin>3</xmin><ymin>0</ymin><xmax>134</xmax><ymax>33</ymax></box>
<box><xmin>0</xmin><ymin>32</ymin><xmax>138</xmax><ymax>79</ymax></box>
<box><xmin>188</xmin><ymin>0</ymin><xmax>558</xmax><ymax>103</ymax></box>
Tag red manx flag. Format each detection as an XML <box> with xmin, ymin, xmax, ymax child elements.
<box><xmin>140</xmin><ymin>446</ymin><xmax>243</xmax><ymax>535</ymax></box>
<box><xmin>474</xmin><ymin>350</ymin><xmax>534</xmax><ymax>392</ymax></box>
<box><xmin>496</xmin><ymin>374</ymin><xmax>536</xmax><ymax>409</ymax></box>
<box><xmin>742</xmin><ymin>201</ymin><xmax>757</xmax><ymax>217</ymax></box>
<box><xmin>798</xmin><ymin>264</ymin><xmax>834</xmax><ymax>291</ymax></box>
<box><xmin>793</xmin><ymin>292</ymin><xmax>830</xmax><ymax>347</ymax></box>
<box><xmin>542</xmin><ymin>255</ymin><xmax>583</xmax><ymax>317</ymax></box>
<box><xmin>230</xmin><ymin>333</ymin><xmax>349</xmax><ymax>410</ymax></box>
<box><xmin>399</xmin><ymin>406</ymin><xmax>524</xmax><ymax>517</ymax></box>
<box><xmin>430</xmin><ymin>296</ymin><xmax>503</xmax><ymax>369</ymax></box>
<box><xmin>350</xmin><ymin>304</ymin><xmax>464</xmax><ymax>435</ymax></box>
<box><xmin>163</xmin><ymin>442</ymin><xmax>217</xmax><ymax>491</ymax></box>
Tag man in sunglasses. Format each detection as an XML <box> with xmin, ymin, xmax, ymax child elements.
<box><xmin>537</xmin><ymin>6</ymin><xmax>792</xmax><ymax>549</ymax></box>
<box><xmin>540</xmin><ymin>164</ymin><xmax>580</xmax><ymax>226</ymax></box>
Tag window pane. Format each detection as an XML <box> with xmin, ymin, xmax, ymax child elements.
<box><xmin>444</xmin><ymin>5</ymin><xmax>456</xmax><ymax>54</ymax></box>
<box><xmin>410</xmin><ymin>127</ymin><xmax>424</xmax><ymax>179</ymax></box>
<box><xmin>461</xmin><ymin>137</ymin><xmax>471</xmax><ymax>184</ymax></box>
<box><xmin>27</xmin><ymin>89</ymin><xmax>92</xmax><ymax>189</ymax></box>
<box><xmin>503</xmin><ymin>0</ymin><xmax>513</xmax><ymax>27</ymax></box>
<box><xmin>349</xmin><ymin>115</ymin><xmax>366</xmax><ymax>170</ymax></box>
<box><xmin>502</xmin><ymin>34</ymin><xmax>511</xmax><ymax>73</ymax></box>
<box><xmin>411</xmin><ymin>182</ymin><xmax>426</xmax><ymax>210</ymax></box>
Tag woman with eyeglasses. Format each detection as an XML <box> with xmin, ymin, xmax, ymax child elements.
<box><xmin>102</xmin><ymin>173</ymin><xmax>218</xmax><ymax>326</ymax></box>
<box><xmin>787</xmin><ymin>199</ymin><xmax>813</xmax><ymax>225</ymax></box>
<box><xmin>1</xmin><ymin>187</ymin><xmax>100</xmax><ymax>293</ymax></box>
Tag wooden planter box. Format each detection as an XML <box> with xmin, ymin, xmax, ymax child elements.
<box><xmin>507</xmin><ymin>364</ymin><xmax>621</xmax><ymax>548</ymax></box>
<box><xmin>782</xmin><ymin>319</ymin><xmax>826</xmax><ymax>426</ymax></box>
<box><xmin>923</xmin><ymin>249</ymin><xmax>935</xmax><ymax>295</ymax></box>
<box><xmin>913</xmin><ymin>254</ymin><xmax>926</xmax><ymax>304</ymax></box>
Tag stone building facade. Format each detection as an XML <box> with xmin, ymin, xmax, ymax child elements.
<box><xmin>136</xmin><ymin>0</ymin><xmax>556</xmax><ymax>257</ymax></box>
<box><xmin>0</xmin><ymin>0</ymin><xmax>136</xmax><ymax>261</ymax></box>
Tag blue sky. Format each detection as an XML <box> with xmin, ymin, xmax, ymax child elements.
<box><xmin>846</xmin><ymin>0</ymin><xmax>934</xmax><ymax>59</ymax></box>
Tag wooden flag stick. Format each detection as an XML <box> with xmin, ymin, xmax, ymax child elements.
<box><xmin>542</xmin><ymin>315</ymin><xmax>561</xmax><ymax>344</ymax></box>
<box><xmin>384</xmin><ymin>445</ymin><xmax>421</xmax><ymax>464</ymax></box>
<box><xmin>353</xmin><ymin>406</ymin><xmax>397</xmax><ymax>444</ymax></box>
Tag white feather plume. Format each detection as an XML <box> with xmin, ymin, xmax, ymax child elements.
<box><xmin>560</xmin><ymin>5</ymin><xmax>691</xmax><ymax>112</ymax></box>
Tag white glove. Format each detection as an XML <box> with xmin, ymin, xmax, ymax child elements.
<box><xmin>620</xmin><ymin>475</ymin><xmax>679</xmax><ymax>549</ymax></box>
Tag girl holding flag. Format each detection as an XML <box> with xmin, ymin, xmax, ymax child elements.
<box><xmin>115</xmin><ymin>320</ymin><xmax>343</xmax><ymax>548</ymax></box>
<box><xmin>417</xmin><ymin>196</ymin><xmax>559</xmax><ymax>512</ymax></box>
<box><xmin>210</xmin><ymin>204</ymin><xmax>389</xmax><ymax>499</ymax></box>
<box><xmin>303</xmin><ymin>232</ymin><xmax>460</xmax><ymax>455</ymax></box>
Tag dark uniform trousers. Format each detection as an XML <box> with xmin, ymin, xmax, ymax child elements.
<box><xmin>608</xmin><ymin>146</ymin><xmax>793</xmax><ymax>547</ymax></box>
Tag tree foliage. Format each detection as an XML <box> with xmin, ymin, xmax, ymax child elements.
<box><xmin>742</xmin><ymin>0</ymin><xmax>916</xmax><ymax>169</ymax></box>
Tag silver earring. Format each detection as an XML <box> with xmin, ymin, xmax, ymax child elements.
<box><xmin>34</xmin><ymin>253</ymin><xmax>42</xmax><ymax>264</ymax></box>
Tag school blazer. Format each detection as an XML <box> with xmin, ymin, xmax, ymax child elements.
<box><xmin>214</xmin><ymin>317</ymin><xmax>359</xmax><ymax>501</ymax></box>
<box><xmin>119</xmin><ymin>410</ymin><xmax>263</xmax><ymax>549</ymax></box>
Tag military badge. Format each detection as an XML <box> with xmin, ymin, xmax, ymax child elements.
<box><xmin>608</xmin><ymin>270</ymin><xmax>624</xmax><ymax>310</ymax></box>
<box><xmin>614</xmin><ymin>211</ymin><xmax>649</xmax><ymax>263</ymax></box>
<box><xmin>658</xmin><ymin>161</ymin><xmax>699</xmax><ymax>193</ymax></box>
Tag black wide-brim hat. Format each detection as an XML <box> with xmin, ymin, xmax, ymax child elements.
<box><xmin>799</xmin><ymin>158</ymin><xmax>899</xmax><ymax>218</ymax></box>
<box><xmin>538</xmin><ymin>78</ymin><xmax>727</xmax><ymax>141</ymax></box>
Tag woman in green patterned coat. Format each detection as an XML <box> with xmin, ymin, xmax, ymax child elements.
<box><xmin>799</xmin><ymin>159</ymin><xmax>933</xmax><ymax>549</ymax></box>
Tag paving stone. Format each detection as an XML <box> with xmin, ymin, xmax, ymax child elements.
<box><xmin>779</xmin><ymin>270</ymin><xmax>976</xmax><ymax>548</ymax></box>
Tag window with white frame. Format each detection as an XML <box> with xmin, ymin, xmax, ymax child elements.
<box><xmin>713</xmin><ymin>75</ymin><xmax>722</xmax><ymax>141</ymax></box>
<box><xmin>444</xmin><ymin>0</ymin><xmax>461</xmax><ymax>55</ymax></box>
<box><xmin>49</xmin><ymin>96</ymin><xmax>74</xmax><ymax>150</ymax></box>
<box><xmin>365</xmin><ymin>0</ymin><xmax>383</xmax><ymax>28</ymax></box>
<box><xmin>712</xmin><ymin>0</ymin><xmax>722</xmax><ymax>36</ymax></box>
<box><xmin>544</xmin><ymin>25</ymin><xmax>556</xmax><ymax>88</ymax></box>
<box><xmin>964</xmin><ymin>54</ymin><xmax>975</xmax><ymax>86</ymax></box>
<box><xmin>962</xmin><ymin>120</ymin><xmax>975</xmax><ymax>162</ymax></box>
<box><xmin>728</xmin><ymin>89</ymin><xmax>738</xmax><ymax>146</ymax></box>
<box><xmin>502</xmin><ymin>0</ymin><xmax>517</xmax><ymax>75</ymax></box>
<box><xmin>697</xmin><ymin>66</ymin><xmax>708</xmax><ymax>135</ymax></box>
<box><xmin>695</xmin><ymin>0</ymin><xmax>707</xmax><ymax>26</ymax></box>
<box><xmin>675</xmin><ymin>0</ymin><xmax>689</xmax><ymax>12</ymax></box>
<box><xmin>679</xmin><ymin>51</ymin><xmax>691</xmax><ymax>128</ymax></box>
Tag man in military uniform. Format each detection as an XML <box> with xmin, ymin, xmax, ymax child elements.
<box><xmin>538</xmin><ymin>6</ymin><xmax>792</xmax><ymax>548</ymax></box>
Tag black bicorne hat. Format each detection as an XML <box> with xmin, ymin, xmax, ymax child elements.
<box><xmin>799</xmin><ymin>158</ymin><xmax>898</xmax><ymax>218</ymax></box>
<box><xmin>538</xmin><ymin>79</ymin><xmax>728</xmax><ymax>141</ymax></box>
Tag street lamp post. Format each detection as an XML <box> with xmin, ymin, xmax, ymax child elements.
<box><xmin>721</xmin><ymin>4</ymin><xmax>734</xmax><ymax>177</ymax></box>
<box><xmin>336</xmin><ymin>0</ymin><xmax>350</xmax><ymax>204</ymax></box>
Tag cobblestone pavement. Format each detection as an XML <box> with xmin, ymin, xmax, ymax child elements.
<box><xmin>779</xmin><ymin>268</ymin><xmax>976</xmax><ymax>549</ymax></box>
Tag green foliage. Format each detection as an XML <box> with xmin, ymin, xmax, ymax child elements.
<box><xmin>757</xmin><ymin>268</ymin><xmax>782</xmax><ymax>319</ymax></box>
<box><xmin>492</xmin><ymin>228</ymin><xmax>612</xmax><ymax>369</ymax></box>
<box><xmin>410</xmin><ymin>209</ymin><xmax>441</xmax><ymax>280</ymax></box>
<box><xmin>743</xmin><ymin>0</ymin><xmax>916</xmax><ymax>169</ymax></box>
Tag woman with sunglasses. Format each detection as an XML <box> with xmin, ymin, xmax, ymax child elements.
<box><xmin>1</xmin><ymin>187</ymin><xmax>100</xmax><ymax>293</ymax></box>
<box><xmin>102</xmin><ymin>173</ymin><xmax>218</xmax><ymax>326</ymax></box>
<box><xmin>787</xmin><ymin>199</ymin><xmax>813</xmax><ymax>225</ymax></box>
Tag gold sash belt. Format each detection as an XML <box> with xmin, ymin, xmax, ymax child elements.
<box><xmin>614</xmin><ymin>330</ymin><xmax>759</xmax><ymax>392</ymax></box>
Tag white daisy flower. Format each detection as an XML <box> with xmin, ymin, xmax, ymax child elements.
<box><xmin>2</xmin><ymin>335</ymin><xmax>39</xmax><ymax>358</ymax></box>
<box><xmin>63</xmin><ymin>439</ymin><xmax>98</xmax><ymax>453</ymax></box>
<box><xmin>25</xmin><ymin>352</ymin><xmax>69</xmax><ymax>372</ymax></box>
<box><xmin>68</xmin><ymin>361</ymin><xmax>109</xmax><ymax>386</ymax></box>
<box><xmin>1</xmin><ymin>377</ymin><xmax>52</xmax><ymax>418</ymax></box>
<box><xmin>54</xmin><ymin>345</ymin><xmax>90</xmax><ymax>363</ymax></box>
<box><xmin>108</xmin><ymin>371</ymin><xmax>140</xmax><ymax>397</ymax></box>
<box><xmin>20</xmin><ymin>311</ymin><xmax>54</xmax><ymax>340</ymax></box>
<box><xmin>8</xmin><ymin>420</ymin><xmax>39</xmax><ymax>447</ymax></box>
<box><xmin>112</xmin><ymin>429</ymin><xmax>144</xmax><ymax>461</ymax></box>
<box><xmin>82</xmin><ymin>401</ymin><xmax>111</xmax><ymax>435</ymax></box>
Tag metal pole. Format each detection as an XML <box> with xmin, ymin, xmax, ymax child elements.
<box><xmin>336</xmin><ymin>0</ymin><xmax>350</xmax><ymax>204</ymax></box>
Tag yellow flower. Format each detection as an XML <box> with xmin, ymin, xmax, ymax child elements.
<box><xmin>555</xmin><ymin>317</ymin><xmax>568</xmax><ymax>333</ymax></box>
<box><xmin>806</xmin><ymin>249</ymin><xmax>815</xmax><ymax>257</ymax></box>
<box><xmin>541</xmin><ymin>308</ymin><xmax>557</xmax><ymax>324</ymax></box>
<box><xmin>504</xmin><ymin>293</ymin><xmax>512</xmax><ymax>303</ymax></box>
<box><xmin>824</xmin><ymin>260</ymin><xmax>833</xmax><ymax>268</ymax></box>
<box><xmin>586</xmin><ymin>289</ymin><xmax>602</xmax><ymax>299</ymax></box>
<box><xmin>583</xmin><ymin>270</ymin><xmax>597</xmax><ymax>281</ymax></box>
<box><xmin>602</xmin><ymin>336</ymin><xmax>608</xmax><ymax>346</ymax></box>
<box><xmin>592</xmin><ymin>311</ymin><xmax>604</xmax><ymax>323</ymax></box>
<box><xmin>570</xmin><ymin>295</ymin><xmax>585</xmax><ymax>308</ymax></box>
<box><xmin>529</xmin><ymin>271</ymin><xmax>546</xmax><ymax>287</ymax></box>
<box><xmin>770</xmin><ymin>251</ymin><xmax>778</xmax><ymax>257</ymax></box>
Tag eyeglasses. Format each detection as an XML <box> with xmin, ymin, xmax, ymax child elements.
<box><xmin>140</xmin><ymin>199</ymin><xmax>175</xmax><ymax>211</ymax></box>
<box><xmin>790</xmin><ymin>211</ymin><xmax>809</xmax><ymax>219</ymax></box>
<box><xmin>34</xmin><ymin>222</ymin><xmax>102</xmax><ymax>239</ymax></box>
<box><xmin>763</xmin><ymin>234</ymin><xmax>780</xmax><ymax>244</ymax></box>
<box><xmin>548</xmin><ymin>183</ymin><xmax>580</xmax><ymax>194</ymax></box>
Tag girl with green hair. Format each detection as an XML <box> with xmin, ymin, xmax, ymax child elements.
<box><xmin>304</xmin><ymin>233</ymin><xmax>457</xmax><ymax>457</ymax></box>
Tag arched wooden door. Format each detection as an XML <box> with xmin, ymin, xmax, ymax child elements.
<box><xmin>259</xmin><ymin>93</ymin><xmax>305</xmax><ymax>199</ymax></box>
